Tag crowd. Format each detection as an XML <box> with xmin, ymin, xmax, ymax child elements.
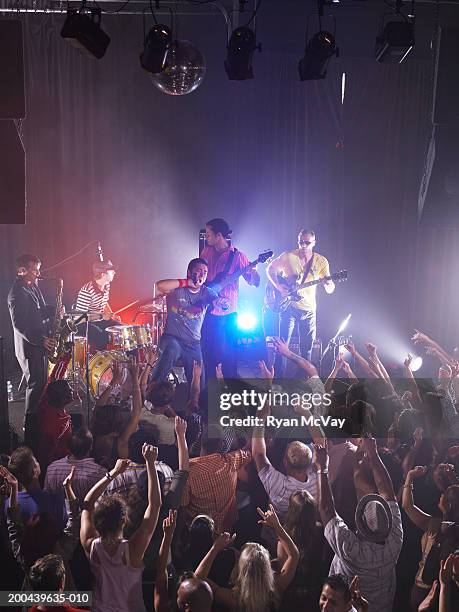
<box><xmin>0</xmin><ymin>329</ymin><xmax>459</xmax><ymax>612</ymax></box>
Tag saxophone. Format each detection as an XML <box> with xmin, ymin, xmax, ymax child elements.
<box><xmin>47</xmin><ymin>278</ymin><xmax>78</xmax><ymax>363</ymax></box>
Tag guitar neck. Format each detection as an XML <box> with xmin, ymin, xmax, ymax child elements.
<box><xmin>208</xmin><ymin>260</ymin><xmax>256</xmax><ymax>289</ymax></box>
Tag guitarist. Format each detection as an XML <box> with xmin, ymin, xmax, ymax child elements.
<box><xmin>266</xmin><ymin>229</ymin><xmax>335</xmax><ymax>376</ymax></box>
<box><xmin>201</xmin><ymin>218</ymin><xmax>260</xmax><ymax>379</ymax></box>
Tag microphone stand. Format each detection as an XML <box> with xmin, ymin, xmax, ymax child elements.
<box><xmin>74</xmin><ymin>313</ymin><xmax>91</xmax><ymax>424</ymax></box>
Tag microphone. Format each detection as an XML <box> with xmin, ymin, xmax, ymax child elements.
<box><xmin>97</xmin><ymin>242</ymin><xmax>104</xmax><ymax>262</ymax></box>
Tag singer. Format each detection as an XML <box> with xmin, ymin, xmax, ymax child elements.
<box><xmin>151</xmin><ymin>258</ymin><xmax>219</xmax><ymax>387</ymax></box>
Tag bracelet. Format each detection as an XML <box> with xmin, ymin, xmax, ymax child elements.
<box><xmin>403</xmin><ymin>483</ymin><xmax>413</xmax><ymax>489</ymax></box>
<box><xmin>178</xmin><ymin>278</ymin><xmax>190</xmax><ymax>288</ymax></box>
<box><xmin>105</xmin><ymin>472</ymin><xmax>113</xmax><ymax>481</ymax></box>
<box><xmin>317</xmin><ymin>469</ymin><xmax>329</xmax><ymax>474</ymax></box>
<box><xmin>145</xmin><ymin>363</ymin><xmax>153</xmax><ymax>370</ymax></box>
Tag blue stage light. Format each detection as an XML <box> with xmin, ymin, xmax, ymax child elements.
<box><xmin>237</xmin><ymin>311</ymin><xmax>258</xmax><ymax>331</ymax></box>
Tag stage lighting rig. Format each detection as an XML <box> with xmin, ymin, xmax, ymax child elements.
<box><xmin>140</xmin><ymin>24</ymin><xmax>173</xmax><ymax>74</ymax></box>
<box><xmin>299</xmin><ymin>30</ymin><xmax>338</xmax><ymax>81</ymax></box>
<box><xmin>225</xmin><ymin>26</ymin><xmax>260</xmax><ymax>80</ymax></box>
<box><xmin>60</xmin><ymin>7</ymin><xmax>110</xmax><ymax>59</ymax></box>
<box><xmin>375</xmin><ymin>0</ymin><xmax>415</xmax><ymax>63</ymax></box>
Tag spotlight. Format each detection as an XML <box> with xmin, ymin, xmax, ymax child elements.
<box><xmin>337</xmin><ymin>313</ymin><xmax>352</xmax><ymax>335</ymax></box>
<box><xmin>225</xmin><ymin>26</ymin><xmax>259</xmax><ymax>80</ymax></box>
<box><xmin>237</xmin><ymin>311</ymin><xmax>258</xmax><ymax>332</ymax></box>
<box><xmin>61</xmin><ymin>9</ymin><xmax>110</xmax><ymax>59</ymax></box>
<box><xmin>411</xmin><ymin>356</ymin><xmax>423</xmax><ymax>372</ymax></box>
<box><xmin>298</xmin><ymin>31</ymin><xmax>338</xmax><ymax>81</ymax></box>
<box><xmin>375</xmin><ymin>18</ymin><xmax>414</xmax><ymax>63</ymax></box>
<box><xmin>140</xmin><ymin>24</ymin><xmax>172</xmax><ymax>74</ymax></box>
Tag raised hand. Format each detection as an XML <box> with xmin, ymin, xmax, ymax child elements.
<box><xmin>404</xmin><ymin>354</ymin><xmax>412</xmax><ymax>369</ymax></box>
<box><xmin>413</xmin><ymin>427</ymin><xmax>424</xmax><ymax>450</ymax></box>
<box><xmin>439</xmin><ymin>554</ymin><xmax>455</xmax><ymax>586</ymax></box>
<box><xmin>406</xmin><ymin>465</ymin><xmax>427</xmax><ymax>480</ymax></box>
<box><xmin>193</xmin><ymin>360</ymin><xmax>203</xmax><ymax>377</ymax></box>
<box><xmin>365</xmin><ymin>342</ymin><xmax>377</xmax><ymax>356</ymax></box>
<box><xmin>411</xmin><ymin>329</ymin><xmax>432</xmax><ymax>346</ymax></box>
<box><xmin>175</xmin><ymin>416</ymin><xmax>187</xmax><ymax>437</ymax></box>
<box><xmin>111</xmin><ymin>361</ymin><xmax>124</xmax><ymax>386</ymax></box>
<box><xmin>334</xmin><ymin>351</ymin><xmax>344</xmax><ymax>370</ymax></box>
<box><xmin>349</xmin><ymin>576</ymin><xmax>369</xmax><ymax>612</ymax></box>
<box><xmin>142</xmin><ymin>443</ymin><xmax>158</xmax><ymax>465</ymax></box>
<box><xmin>272</xmin><ymin>337</ymin><xmax>291</xmax><ymax>357</ymax></box>
<box><xmin>259</xmin><ymin>360</ymin><xmax>274</xmax><ymax>380</ymax></box>
<box><xmin>344</xmin><ymin>341</ymin><xmax>357</xmax><ymax>356</ymax></box>
<box><xmin>162</xmin><ymin>509</ymin><xmax>177</xmax><ymax>538</ymax></box>
<box><xmin>127</xmin><ymin>360</ymin><xmax>140</xmax><ymax>380</ymax></box>
<box><xmin>313</xmin><ymin>442</ymin><xmax>329</xmax><ymax>472</ymax></box>
<box><xmin>214</xmin><ymin>532</ymin><xmax>236</xmax><ymax>550</ymax></box>
<box><xmin>62</xmin><ymin>465</ymin><xmax>75</xmax><ymax>489</ymax></box>
<box><xmin>0</xmin><ymin>466</ymin><xmax>18</xmax><ymax>489</ymax></box>
<box><xmin>361</xmin><ymin>435</ymin><xmax>378</xmax><ymax>458</ymax></box>
<box><xmin>112</xmin><ymin>458</ymin><xmax>131</xmax><ymax>475</ymax></box>
<box><xmin>215</xmin><ymin>363</ymin><xmax>224</xmax><ymax>380</ymax></box>
<box><xmin>256</xmin><ymin>503</ymin><xmax>281</xmax><ymax>531</ymax></box>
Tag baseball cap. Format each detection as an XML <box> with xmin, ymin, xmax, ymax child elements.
<box><xmin>92</xmin><ymin>259</ymin><xmax>116</xmax><ymax>274</ymax></box>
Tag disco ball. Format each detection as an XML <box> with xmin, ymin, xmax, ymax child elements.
<box><xmin>150</xmin><ymin>40</ymin><xmax>206</xmax><ymax>96</ymax></box>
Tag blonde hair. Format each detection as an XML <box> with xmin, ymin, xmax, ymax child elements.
<box><xmin>234</xmin><ymin>543</ymin><xmax>279</xmax><ymax>612</ymax></box>
<box><xmin>285</xmin><ymin>441</ymin><xmax>312</xmax><ymax>470</ymax></box>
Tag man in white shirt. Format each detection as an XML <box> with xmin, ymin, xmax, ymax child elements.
<box><xmin>314</xmin><ymin>438</ymin><xmax>403</xmax><ymax>612</ymax></box>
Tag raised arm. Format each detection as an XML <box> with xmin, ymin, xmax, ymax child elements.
<box><xmin>403</xmin><ymin>354</ymin><xmax>422</xmax><ymax>406</ymax></box>
<box><xmin>154</xmin><ymin>510</ymin><xmax>176</xmax><ymax>612</ymax></box>
<box><xmin>362</xmin><ymin>437</ymin><xmax>396</xmax><ymax>502</ymax></box>
<box><xmin>401</xmin><ymin>466</ymin><xmax>432</xmax><ymax>531</ymax></box>
<box><xmin>313</xmin><ymin>443</ymin><xmax>337</xmax><ymax>527</ymax></box>
<box><xmin>345</xmin><ymin>342</ymin><xmax>378</xmax><ymax>379</ymax></box>
<box><xmin>80</xmin><ymin>459</ymin><xmax>130</xmax><ymax>556</ymax></box>
<box><xmin>175</xmin><ymin>416</ymin><xmax>189</xmax><ymax>471</ymax></box>
<box><xmin>195</xmin><ymin>532</ymin><xmax>236</xmax><ymax>579</ymax></box>
<box><xmin>257</xmin><ymin>504</ymin><xmax>299</xmax><ymax>594</ymax></box>
<box><xmin>96</xmin><ymin>360</ymin><xmax>124</xmax><ymax>406</ymax></box>
<box><xmin>251</xmin><ymin>361</ymin><xmax>273</xmax><ymax>472</ymax></box>
<box><xmin>117</xmin><ymin>362</ymin><xmax>142</xmax><ymax>458</ymax></box>
<box><xmin>187</xmin><ymin>360</ymin><xmax>202</xmax><ymax>413</ymax></box>
<box><xmin>129</xmin><ymin>444</ymin><xmax>162</xmax><ymax>566</ymax></box>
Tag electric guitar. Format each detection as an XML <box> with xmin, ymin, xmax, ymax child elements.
<box><xmin>206</xmin><ymin>250</ymin><xmax>273</xmax><ymax>293</ymax></box>
<box><xmin>265</xmin><ymin>270</ymin><xmax>348</xmax><ymax>313</ymax></box>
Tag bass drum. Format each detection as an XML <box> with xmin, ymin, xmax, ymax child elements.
<box><xmin>89</xmin><ymin>351</ymin><xmax>128</xmax><ymax>397</ymax></box>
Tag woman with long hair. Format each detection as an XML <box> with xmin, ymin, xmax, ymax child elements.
<box><xmin>80</xmin><ymin>444</ymin><xmax>161</xmax><ymax>612</ymax></box>
<box><xmin>195</xmin><ymin>504</ymin><xmax>299</xmax><ymax>611</ymax></box>
<box><xmin>278</xmin><ymin>490</ymin><xmax>325</xmax><ymax>609</ymax></box>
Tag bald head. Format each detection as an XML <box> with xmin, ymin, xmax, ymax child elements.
<box><xmin>177</xmin><ymin>577</ymin><xmax>213</xmax><ymax>611</ymax></box>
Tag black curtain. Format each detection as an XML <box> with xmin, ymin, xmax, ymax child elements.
<box><xmin>0</xmin><ymin>6</ymin><xmax>455</xmax><ymax>371</ymax></box>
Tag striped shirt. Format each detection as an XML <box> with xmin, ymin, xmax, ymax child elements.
<box><xmin>44</xmin><ymin>456</ymin><xmax>107</xmax><ymax>505</ymax></box>
<box><xmin>325</xmin><ymin>502</ymin><xmax>403</xmax><ymax>612</ymax></box>
<box><xmin>76</xmin><ymin>281</ymin><xmax>110</xmax><ymax>314</ymax></box>
<box><xmin>257</xmin><ymin>463</ymin><xmax>318</xmax><ymax>518</ymax></box>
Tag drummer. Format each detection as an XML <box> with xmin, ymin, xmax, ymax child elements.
<box><xmin>75</xmin><ymin>260</ymin><xmax>121</xmax><ymax>350</ymax></box>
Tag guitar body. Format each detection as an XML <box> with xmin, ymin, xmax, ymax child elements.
<box><xmin>265</xmin><ymin>270</ymin><xmax>348</xmax><ymax>313</ymax></box>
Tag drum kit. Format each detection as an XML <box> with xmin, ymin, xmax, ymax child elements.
<box><xmin>55</xmin><ymin>296</ymin><xmax>167</xmax><ymax>401</ymax></box>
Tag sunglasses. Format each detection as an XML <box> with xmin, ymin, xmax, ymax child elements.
<box><xmin>299</xmin><ymin>240</ymin><xmax>314</xmax><ymax>246</ymax></box>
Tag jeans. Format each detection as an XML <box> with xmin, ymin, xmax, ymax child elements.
<box><xmin>201</xmin><ymin>312</ymin><xmax>238</xmax><ymax>380</ymax></box>
<box><xmin>151</xmin><ymin>334</ymin><xmax>205</xmax><ymax>388</ymax></box>
<box><xmin>274</xmin><ymin>307</ymin><xmax>316</xmax><ymax>377</ymax></box>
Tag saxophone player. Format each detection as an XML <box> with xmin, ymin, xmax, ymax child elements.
<box><xmin>7</xmin><ymin>254</ymin><xmax>59</xmax><ymax>448</ymax></box>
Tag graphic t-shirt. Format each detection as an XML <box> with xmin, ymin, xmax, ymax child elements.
<box><xmin>164</xmin><ymin>286</ymin><xmax>216</xmax><ymax>344</ymax></box>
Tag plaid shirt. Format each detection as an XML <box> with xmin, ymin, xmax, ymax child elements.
<box><xmin>181</xmin><ymin>449</ymin><xmax>251</xmax><ymax>533</ymax></box>
<box><xmin>103</xmin><ymin>462</ymin><xmax>174</xmax><ymax>501</ymax></box>
<box><xmin>325</xmin><ymin>502</ymin><xmax>403</xmax><ymax>612</ymax></box>
<box><xmin>44</xmin><ymin>456</ymin><xmax>106</xmax><ymax>504</ymax></box>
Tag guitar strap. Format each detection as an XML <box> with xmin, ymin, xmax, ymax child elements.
<box><xmin>222</xmin><ymin>247</ymin><xmax>237</xmax><ymax>278</ymax></box>
<box><xmin>300</xmin><ymin>253</ymin><xmax>315</xmax><ymax>285</ymax></box>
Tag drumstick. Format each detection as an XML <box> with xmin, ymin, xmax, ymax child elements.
<box><xmin>112</xmin><ymin>300</ymin><xmax>140</xmax><ymax>315</ymax></box>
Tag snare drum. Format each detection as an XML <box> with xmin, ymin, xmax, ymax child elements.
<box><xmin>106</xmin><ymin>325</ymin><xmax>142</xmax><ymax>351</ymax></box>
<box><xmin>89</xmin><ymin>351</ymin><xmax>128</xmax><ymax>397</ymax></box>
